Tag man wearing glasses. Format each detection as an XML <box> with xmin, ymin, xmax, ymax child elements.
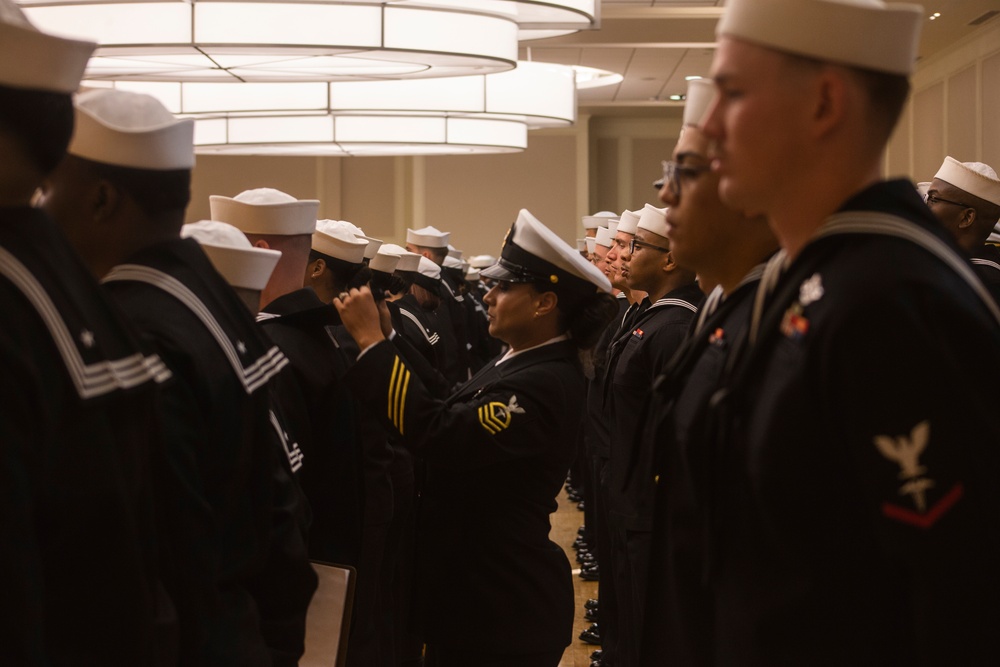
<box><xmin>924</xmin><ymin>157</ymin><xmax>1000</xmax><ymax>305</ymax></box>
<box><xmin>638</xmin><ymin>78</ymin><xmax>777</xmax><ymax>667</ymax></box>
<box><xmin>603</xmin><ymin>204</ymin><xmax>700</xmax><ymax>667</ymax></box>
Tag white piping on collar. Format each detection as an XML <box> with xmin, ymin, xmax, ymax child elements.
<box><xmin>103</xmin><ymin>264</ymin><xmax>288</xmax><ymax>394</ymax></box>
<box><xmin>0</xmin><ymin>247</ymin><xmax>171</xmax><ymax>399</ymax></box>
<box><xmin>496</xmin><ymin>334</ymin><xmax>570</xmax><ymax>366</ymax></box>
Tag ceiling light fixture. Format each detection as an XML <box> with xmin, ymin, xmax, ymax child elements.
<box><xmin>88</xmin><ymin>60</ymin><xmax>576</xmax><ymax>155</ymax></box>
<box><xmin>191</xmin><ymin>114</ymin><xmax>531</xmax><ymax>156</ymax></box>
<box><xmin>411</xmin><ymin>0</ymin><xmax>598</xmax><ymax>39</ymax></box>
<box><xmin>20</xmin><ymin>1</ymin><xmax>521</xmax><ymax>81</ymax></box>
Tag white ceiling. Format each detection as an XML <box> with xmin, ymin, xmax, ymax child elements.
<box><xmin>521</xmin><ymin>0</ymin><xmax>1000</xmax><ymax>117</ymax></box>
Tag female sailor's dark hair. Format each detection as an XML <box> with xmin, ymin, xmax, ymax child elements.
<box><xmin>532</xmin><ymin>279</ymin><xmax>618</xmax><ymax>350</ymax></box>
<box><xmin>309</xmin><ymin>249</ymin><xmax>369</xmax><ymax>293</ymax></box>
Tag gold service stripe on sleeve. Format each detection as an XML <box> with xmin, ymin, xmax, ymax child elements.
<box><xmin>392</xmin><ymin>361</ymin><xmax>406</xmax><ymax>431</ymax></box>
<box><xmin>388</xmin><ymin>356</ymin><xmax>400</xmax><ymax>423</ymax></box>
<box><xmin>398</xmin><ymin>369</ymin><xmax>411</xmax><ymax>435</ymax></box>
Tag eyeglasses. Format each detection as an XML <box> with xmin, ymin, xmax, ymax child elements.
<box><xmin>924</xmin><ymin>192</ymin><xmax>975</xmax><ymax>209</ymax></box>
<box><xmin>661</xmin><ymin>160</ymin><xmax>712</xmax><ymax>199</ymax></box>
<box><xmin>629</xmin><ymin>238</ymin><xmax>670</xmax><ymax>254</ymax></box>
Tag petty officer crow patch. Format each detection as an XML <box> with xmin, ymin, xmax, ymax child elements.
<box><xmin>874</xmin><ymin>420</ymin><xmax>963</xmax><ymax>529</ymax></box>
<box><xmin>478</xmin><ymin>394</ymin><xmax>525</xmax><ymax>434</ymax></box>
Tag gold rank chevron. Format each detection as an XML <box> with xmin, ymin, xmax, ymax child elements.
<box><xmin>478</xmin><ymin>401</ymin><xmax>512</xmax><ymax>435</ymax></box>
<box><xmin>388</xmin><ymin>356</ymin><xmax>411</xmax><ymax>435</ymax></box>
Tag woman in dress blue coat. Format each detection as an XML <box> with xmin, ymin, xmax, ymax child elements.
<box><xmin>335</xmin><ymin>209</ymin><xmax>617</xmax><ymax>667</ymax></box>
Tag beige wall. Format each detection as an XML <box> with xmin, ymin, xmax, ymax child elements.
<box><xmin>182</xmin><ymin>20</ymin><xmax>1000</xmax><ymax>241</ymax></box>
<box><xmin>187</xmin><ymin>111</ymin><xmax>683</xmax><ymax>255</ymax></box>
<box><xmin>886</xmin><ymin>18</ymin><xmax>1000</xmax><ymax>180</ymax></box>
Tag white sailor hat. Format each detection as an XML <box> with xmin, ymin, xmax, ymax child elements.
<box><xmin>330</xmin><ymin>218</ymin><xmax>363</xmax><ymax>237</ymax></box>
<box><xmin>637</xmin><ymin>204</ymin><xmax>670</xmax><ymax>238</ymax></box>
<box><xmin>617</xmin><ymin>209</ymin><xmax>641</xmax><ymax>236</ymax></box>
<box><xmin>916</xmin><ymin>182</ymin><xmax>931</xmax><ymax>199</ymax></box>
<box><xmin>0</xmin><ymin>0</ymin><xmax>95</xmax><ymax>94</ymax></box>
<box><xmin>406</xmin><ymin>225</ymin><xmax>451</xmax><ymax>248</ymax></box>
<box><xmin>369</xmin><ymin>243</ymin><xmax>401</xmax><ymax>274</ymax></box>
<box><xmin>69</xmin><ymin>89</ymin><xmax>195</xmax><ymax>170</ymax></box>
<box><xmin>181</xmin><ymin>220</ymin><xmax>281</xmax><ymax>291</ymax></box>
<box><xmin>210</xmin><ymin>188</ymin><xmax>319</xmax><ymax>236</ymax></box>
<box><xmin>683</xmin><ymin>79</ymin><xmax>716</xmax><ymax>128</ymax></box>
<box><xmin>319</xmin><ymin>218</ymin><xmax>383</xmax><ymax>259</ymax></box>
<box><xmin>933</xmin><ymin>157</ymin><xmax>1000</xmax><ymax>208</ymax></box>
<box><xmin>717</xmin><ymin>0</ymin><xmax>923</xmax><ymax>77</ymax></box>
<box><xmin>360</xmin><ymin>237</ymin><xmax>383</xmax><ymax>260</ymax></box>
<box><xmin>582</xmin><ymin>211</ymin><xmax>619</xmax><ymax>231</ymax></box>
<box><xmin>447</xmin><ymin>244</ymin><xmax>463</xmax><ymax>259</ymax></box>
<box><xmin>312</xmin><ymin>219</ymin><xmax>368</xmax><ymax>265</ymax></box>
<box><xmin>442</xmin><ymin>255</ymin><xmax>467</xmax><ymax>282</ymax></box>
<box><xmin>443</xmin><ymin>254</ymin><xmax>465</xmax><ymax>271</ymax></box>
<box><xmin>465</xmin><ymin>267</ymin><xmax>481</xmax><ymax>282</ymax></box>
<box><xmin>586</xmin><ymin>237</ymin><xmax>597</xmax><ymax>255</ymax></box>
<box><xmin>608</xmin><ymin>220</ymin><xmax>620</xmax><ymax>236</ymax></box>
<box><xmin>480</xmin><ymin>209</ymin><xmax>612</xmax><ymax>301</ymax></box>
<box><xmin>412</xmin><ymin>256</ymin><xmax>443</xmax><ymax>291</ymax></box>
<box><xmin>380</xmin><ymin>243</ymin><xmax>422</xmax><ymax>273</ymax></box>
<box><xmin>468</xmin><ymin>254</ymin><xmax>498</xmax><ymax>269</ymax></box>
<box><xmin>576</xmin><ymin>238</ymin><xmax>588</xmax><ymax>252</ymax></box>
<box><xmin>595</xmin><ymin>226</ymin><xmax>615</xmax><ymax>249</ymax></box>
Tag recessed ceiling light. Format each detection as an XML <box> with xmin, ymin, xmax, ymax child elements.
<box><xmin>669</xmin><ymin>94</ymin><xmax>685</xmax><ymax>101</ymax></box>
<box><xmin>685</xmin><ymin>75</ymin><xmax>702</xmax><ymax>81</ymax></box>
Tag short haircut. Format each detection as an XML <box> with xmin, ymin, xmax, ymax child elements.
<box><xmin>80</xmin><ymin>156</ymin><xmax>191</xmax><ymax>222</ymax></box>
<box><xmin>413</xmin><ymin>244</ymin><xmax>448</xmax><ymax>264</ymax></box>
<box><xmin>0</xmin><ymin>84</ymin><xmax>74</xmax><ymax>174</ymax></box>
<box><xmin>845</xmin><ymin>66</ymin><xmax>910</xmax><ymax>146</ymax></box>
<box><xmin>782</xmin><ymin>53</ymin><xmax>910</xmax><ymax>148</ymax></box>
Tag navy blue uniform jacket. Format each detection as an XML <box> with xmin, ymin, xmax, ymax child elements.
<box><xmin>703</xmin><ymin>180</ymin><xmax>1000</xmax><ymax>665</ymax></box>
<box><xmin>347</xmin><ymin>338</ymin><xmax>582</xmax><ymax>653</ymax></box>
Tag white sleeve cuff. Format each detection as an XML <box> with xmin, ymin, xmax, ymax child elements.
<box><xmin>357</xmin><ymin>331</ymin><xmax>395</xmax><ymax>360</ymax></box>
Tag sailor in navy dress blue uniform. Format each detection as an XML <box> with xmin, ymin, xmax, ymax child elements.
<box><xmin>42</xmin><ymin>89</ymin><xmax>316</xmax><ymax>667</ymax></box>
<box><xmin>707</xmin><ymin>179</ymin><xmax>1000</xmax><ymax>665</ymax></box>
<box><xmin>1</xmin><ymin>12</ymin><xmax>174</xmax><ymax>664</ymax></box>
<box><xmin>922</xmin><ymin>156</ymin><xmax>1000</xmax><ymax>307</ymax></box>
<box><xmin>603</xmin><ymin>204</ymin><xmax>702</xmax><ymax>667</ymax></box>
<box><xmin>335</xmin><ymin>209</ymin><xmax>617</xmax><ymax>667</ymax></box>
<box><xmin>687</xmin><ymin>1</ymin><xmax>1000</xmax><ymax>663</ymax></box>
<box><xmin>637</xmin><ymin>76</ymin><xmax>779</xmax><ymax>667</ymax></box>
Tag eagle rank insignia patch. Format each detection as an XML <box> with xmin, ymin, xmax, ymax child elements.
<box><xmin>478</xmin><ymin>394</ymin><xmax>525</xmax><ymax>435</ymax></box>
<box><xmin>873</xmin><ymin>420</ymin><xmax>963</xmax><ymax>529</ymax></box>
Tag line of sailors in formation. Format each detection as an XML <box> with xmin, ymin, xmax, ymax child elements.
<box><xmin>570</xmin><ymin>149</ymin><xmax>1000</xmax><ymax>667</ymax></box>
<box><xmin>1</xmin><ymin>3</ymin><xmax>515</xmax><ymax>663</ymax></box>
<box><xmin>570</xmin><ymin>95</ymin><xmax>1000</xmax><ymax>667</ymax></box>
<box><xmin>565</xmin><ymin>53</ymin><xmax>1000</xmax><ymax>667</ymax></box>
<box><xmin>8</xmin><ymin>0</ymin><xmax>1000</xmax><ymax>663</ymax></box>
